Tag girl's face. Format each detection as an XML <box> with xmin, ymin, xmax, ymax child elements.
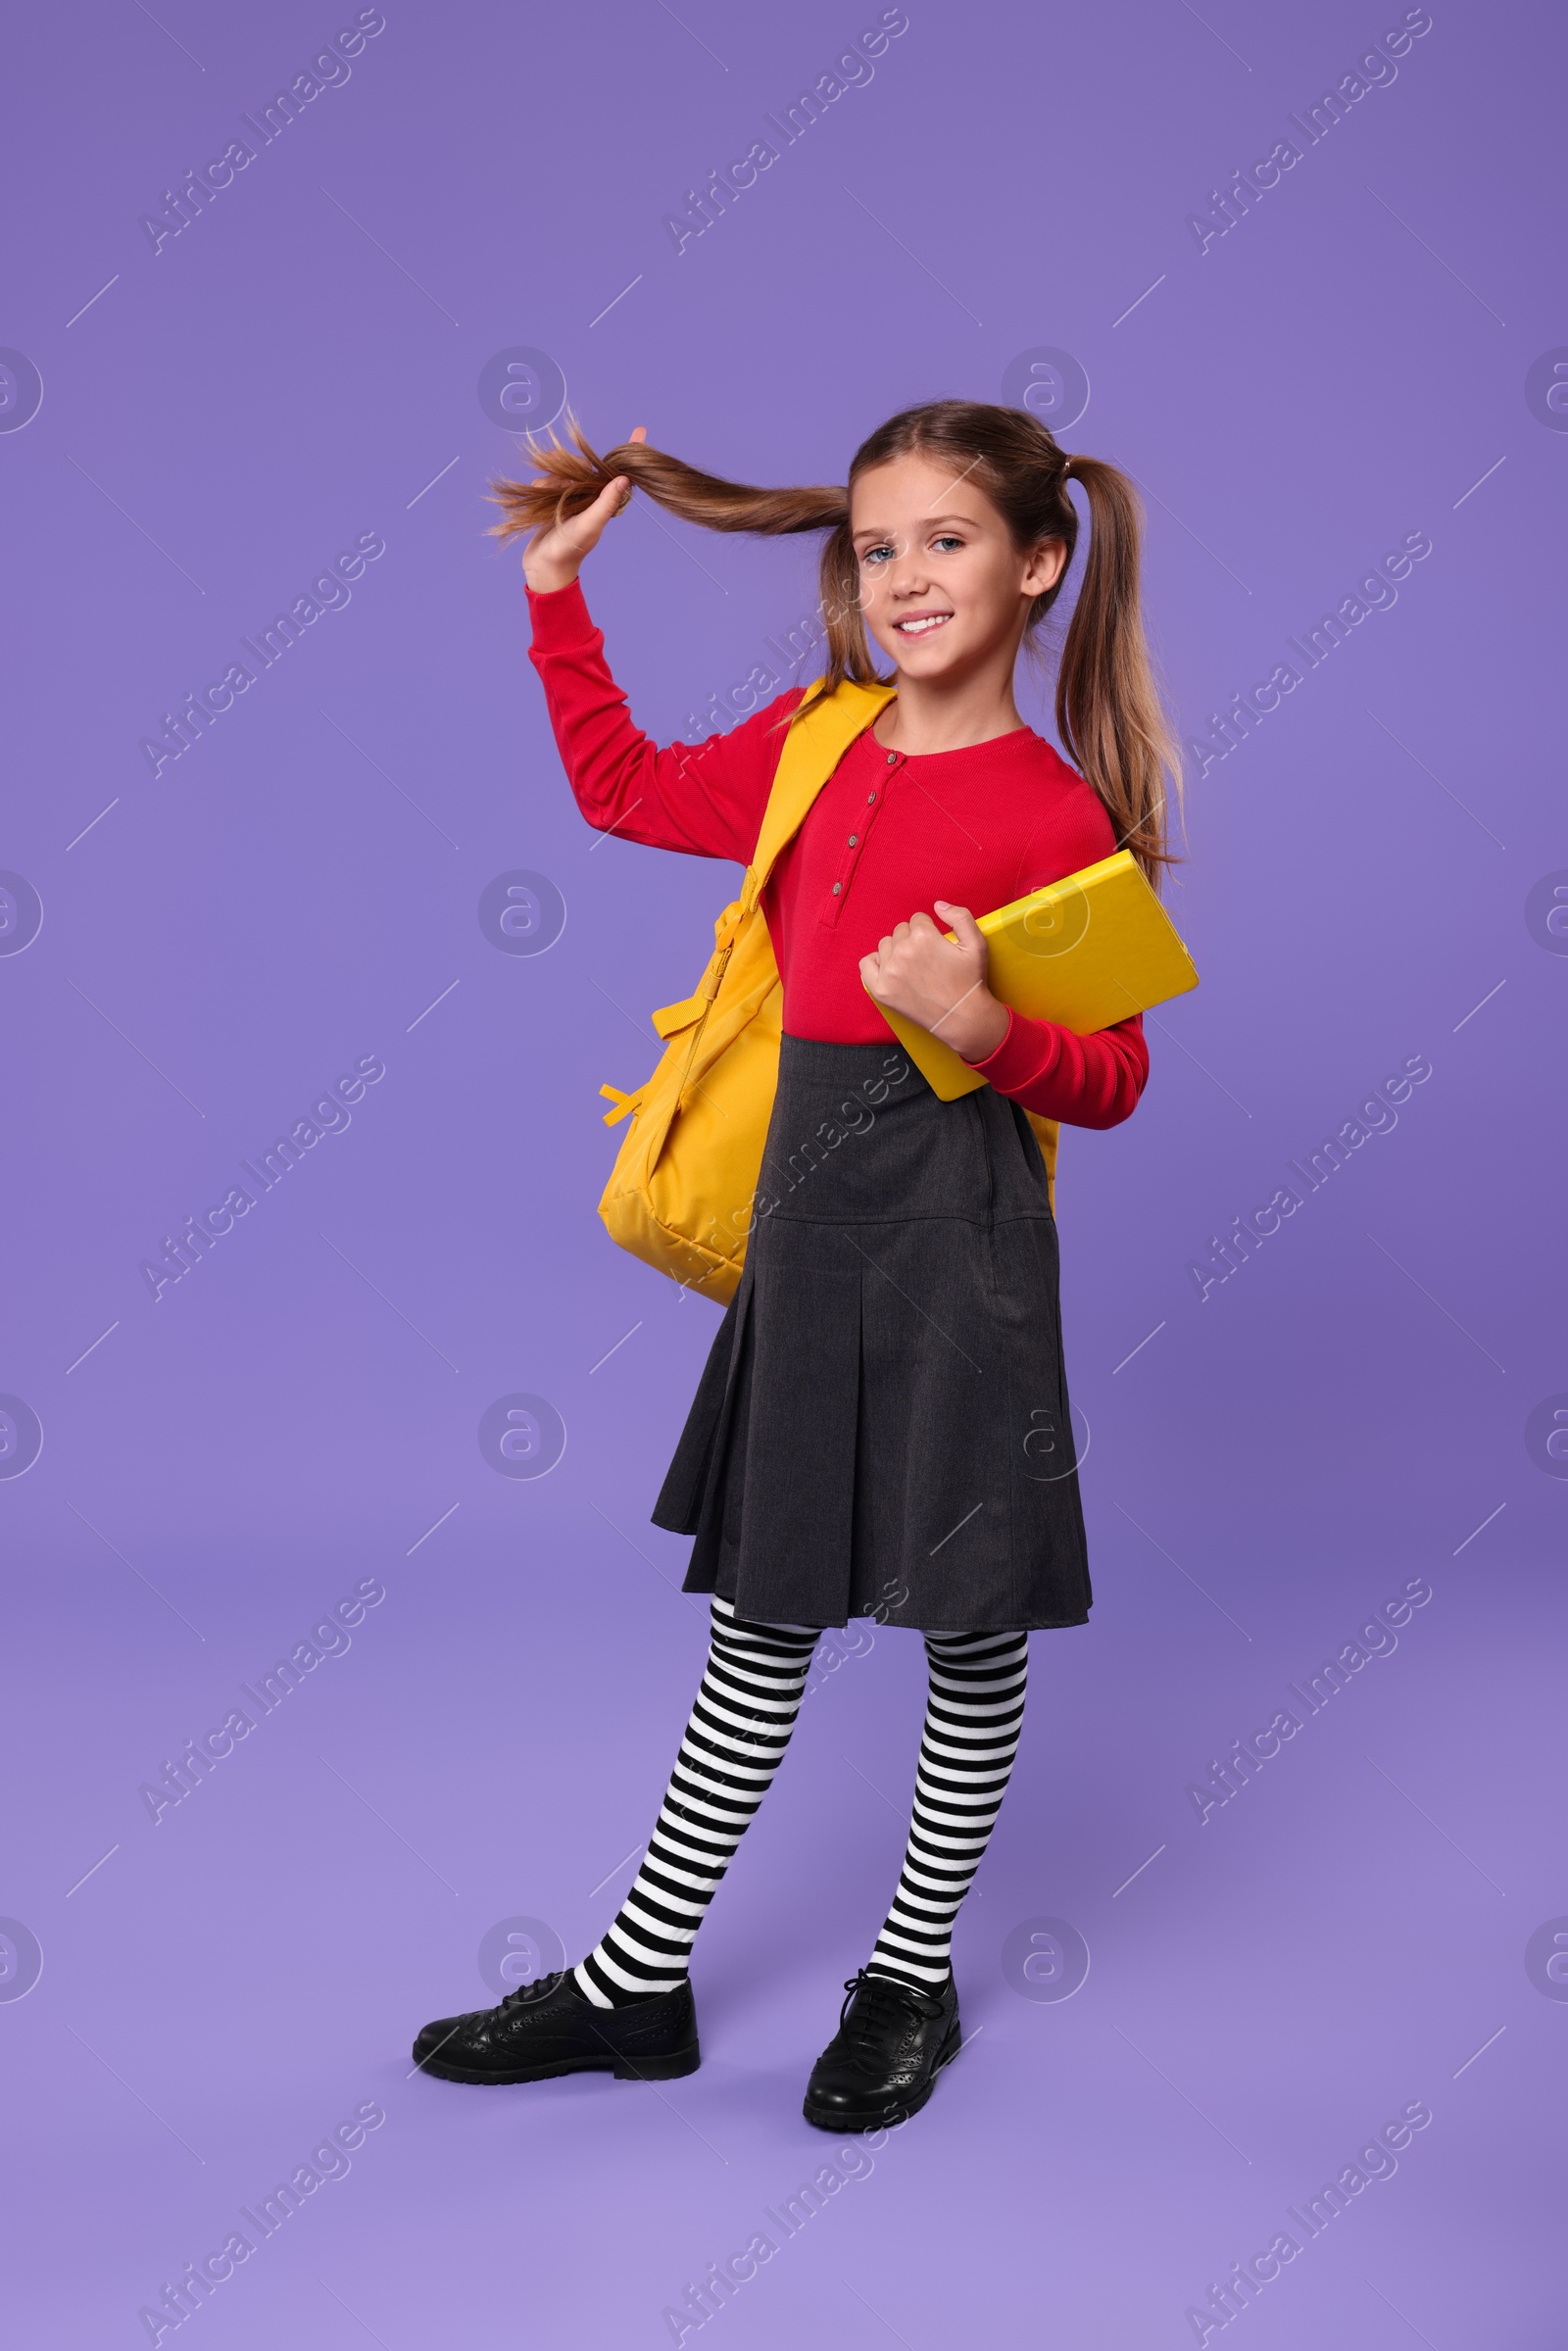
<box><xmin>849</xmin><ymin>453</ymin><xmax>1066</xmax><ymax>684</ymax></box>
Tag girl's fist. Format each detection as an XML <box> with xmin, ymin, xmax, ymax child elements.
<box><xmin>521</xmin><ymin>424</ymin><xmax>646</xmax><ymax>592</ymax></box>
<box><xmin>858</xmin><ymin>901</ymin><xmax>1009</xmax><ymax>1062</ymax></box>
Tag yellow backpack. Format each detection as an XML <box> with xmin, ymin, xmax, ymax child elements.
<box><xmin>597</xmin><ymin>676</ymin><xmax>1060</xmax><ymax>1303</ymax></box>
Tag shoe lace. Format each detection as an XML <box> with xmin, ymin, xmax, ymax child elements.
<box><xmin>837</xmin><ymin>1968</ymin><xmax>947</xmax><ymax>2047</ymax></box>
<box><xmin>499</xmin><ymin>1969</ymin><xmax>564</xmax><ymax>2011</ymax></box>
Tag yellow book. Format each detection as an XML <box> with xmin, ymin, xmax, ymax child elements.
<box><xmin>872</xmin><ymin>850</ymin><xmax>1200</xmax><ymax>1100</ymax></box>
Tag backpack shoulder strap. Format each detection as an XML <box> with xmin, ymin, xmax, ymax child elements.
<box><xmin>639</xmin><ymin>677</ymin><xmax>899</xmax><ymax>1053</ymax></box>
<box><xmin>743</xmin><ymin>677</ymin><xmax>897</xmax><ymax>906</ymax></box>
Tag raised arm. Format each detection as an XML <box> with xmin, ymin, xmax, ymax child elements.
<box><xmin>527</xmin><ymin>580</ymin><xmax>806</xmax><ymax>863</ymax></box>
<box><xmin>521</xmin><ymin>422</ymin><xmax>804</xmax><ymax>864</ymax></box>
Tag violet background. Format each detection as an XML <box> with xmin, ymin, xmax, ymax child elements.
<box><xmin>2</xmin><ymin>0</ymin><xmax>1565</xmax><ymax>2343</ymax></box>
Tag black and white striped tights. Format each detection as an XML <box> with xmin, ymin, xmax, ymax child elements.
<box><xmin>573</xmin><ymin>1594</ymin><xmax>1028</xmax><ymax>2009</ymax></box>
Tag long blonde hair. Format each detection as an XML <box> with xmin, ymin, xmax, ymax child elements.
<box><xmin>492</xmin><ymin>400</ymin><xmax>1182</xmax><ymax>884</ymax></box>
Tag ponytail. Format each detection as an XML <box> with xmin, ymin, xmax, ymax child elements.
<box><xmin>492</xmin><ymin>404</ymin><xmax>1181</xmax><ymax>884</ymax></box>
<box><xmin>490</xmin><ymin>418</ymin><xmax>847</xmax><ymax>543</ymax></box>
<box><xmin>1056</xmin><ymin>455</ymin><xmax>1182</xmax><ymax>886</ymax></box>
<box><xmin>490</xmin><ymin>419</ymin><xmax>885</xmax><ymax>690</ymax></box>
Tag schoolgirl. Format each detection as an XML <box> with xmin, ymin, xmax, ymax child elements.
<box><xmin>414</xmin><ymin>401</ymin><xmax>1180</xmax><ymax>2129</ymax></box>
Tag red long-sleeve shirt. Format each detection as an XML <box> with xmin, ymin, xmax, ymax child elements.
<box><xmin>527</xmin><ymin>579</ymin><xmax>1149</xmax><ymax>1128</ymax></box>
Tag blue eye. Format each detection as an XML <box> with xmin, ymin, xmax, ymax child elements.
<box><xmin>860</xmin><ymin>535</ymin><xmax>962</xmax><ymax>565</ymax></box>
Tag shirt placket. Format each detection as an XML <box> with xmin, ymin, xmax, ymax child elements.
<box><xmin>820</xmin><ymin>743</ymin><xmax>904</xmax><ymax>928</ymax></box>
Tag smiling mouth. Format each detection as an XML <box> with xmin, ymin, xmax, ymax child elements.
<box><xmin>894</xmin><ymin>612</ymin><xmax>953</xmax><ymax>637</ymax></box>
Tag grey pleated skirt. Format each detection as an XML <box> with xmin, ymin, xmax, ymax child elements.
<box><xmin>651</xmin><ymin>1036</ymin><xmax>1093</xmax><ymax>1635</ymax></box>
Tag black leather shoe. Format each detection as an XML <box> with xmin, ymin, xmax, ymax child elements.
<box><xmin>412</xmin><ymin>1970</ymin><xmax>699</xmax><ymax>2084</ymax></box>
<box><xmin>802</xmin><ymin>1968</ymin><xmax>961</xmax><ymax>2131</ymax></box>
